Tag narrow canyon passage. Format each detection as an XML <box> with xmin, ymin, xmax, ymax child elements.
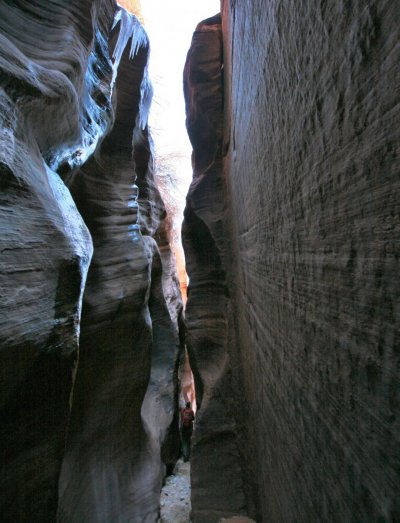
<box><xmin>0</xmin><ymin>1</ymin><xmax>399</xmax><ymax>523</ymax></box>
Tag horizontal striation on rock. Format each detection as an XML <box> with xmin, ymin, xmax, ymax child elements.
<box><xmin>1</xmin><ymin>1</ymin><xmax>182</xmax><ymax>522</ymax></box>
<box><xmin>59</xmin><ymin>8</ymin><xmax>181</xmax><ymax>523</ymax></box>
<box><xmin>221</xmin><ymin>0</ymin><xmax>400</xmax><ymax>521</ymax></box>
<box><xmin>0</xmin><ymin>0</ymin><xmax>117</xmax><ymax>520</ymax></box>
<box><xmin>0</xmin><ymin>0</ymin><xmax>117</xmax><ymax>172</ymax></box>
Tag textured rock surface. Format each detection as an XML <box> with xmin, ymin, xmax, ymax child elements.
<box><xmin>58</xmin><ymin>16</ymin><xmax>181</xmax><ymax>523</ymax></box>
<box><xmin>1</xmin><ymin>1</ymin><xmax>181</xmax><ymax>522</ymax></box>
<box><xmin>0</xmin><ymin>0</ymin><xmax>112</xmax><ymax>520</ymax></box>
<box><xmin>219</xmin><ymin>1</ymin><xmax>399</xmax><ymax>521</ymax></box>
<box><xmin>182</xmin><ymin>14</ymin><xmax>247</xmax><ymax>523</ymax></box>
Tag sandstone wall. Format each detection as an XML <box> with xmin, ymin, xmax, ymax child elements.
<box><xmin>219</xmin><ymin>1</ymin><xmax>400</xmax><ymax>521</ymax></box>
<box><xmin>182</xmin><ymin>14</ymin><xmax>248</xmax><ymax>523</ymax></box>
<box><xmin>0</xmin><ymin>1</ymin><xmax>110</xmax><ymax>519</ymax></box>
<box><xmin>59</xmin><ymin>36</ymin><xmax>180</xmax><ymax>521</ymax></box>
<box><xmin>0</xmin><ymin>2</ymin><xmax>181</xmax><ymax>521</ymax></box>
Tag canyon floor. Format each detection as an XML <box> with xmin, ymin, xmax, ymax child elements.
<box><xmin>158</xmin><ymin>459</ymin><xmax>191</xmax><ymax>523</ymax></box>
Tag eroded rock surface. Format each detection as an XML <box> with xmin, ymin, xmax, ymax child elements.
<box><xmin>1</xmin><ymin>1</ymin><xmax>181</xmax><ymax>522</ymax></box>
<box><xmin>0</xmin><ymin>0</ymin><xmax>112</xmax><ymax>519</ymax></box>
<box><xmin>59</xmin><ymin>11</ymin><xmax>181</xmax><ymax>523</ymax></box>
<box><xmin>184</xmin><ymin>1</ymin><xmax>400</xmax><ymax>522</ymax></box>
<box><xmin>182</xmin><ymin>14</ymin><xmax>247</xmax><ymax>523</ymax></box>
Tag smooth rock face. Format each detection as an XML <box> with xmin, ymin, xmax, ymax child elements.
<box><xmin>1</xmin><ymin>1</ymin><xmax>181</xmax><ymax>522</ymax></box>
<box><xmin>182</xmin><ymin>14</ymin><xmax>248</xmax><ymax>523</ymax></box>
<box><xmin>219</xmin><ymin>1</ymin><xmax>398</xmax><ymax>521</ymax></box>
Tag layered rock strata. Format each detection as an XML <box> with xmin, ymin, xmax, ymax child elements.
<box><xmin>0</xmin><ymin>1</ymin><xmax>181</xmax><ymax>522</ymax></box>
<box><xmin>184</xmin><ymin>1</ymin><xmax>400</xmax><ymax>522</ymax></box>
<box><xmin>0</xmin><ymin>1</ymin><xmax>110</xmax><ymax>519</ymax></box>
<box><xmin>182</xmin><ymin>14</ymin><xmax>247</xmax><ymax>523</ymax></box>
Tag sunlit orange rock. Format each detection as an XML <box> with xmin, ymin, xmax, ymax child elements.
<box><xmin>117</xmin><ymin>0</ymin><xmax>144</xmax><ymax>23</ymax></box>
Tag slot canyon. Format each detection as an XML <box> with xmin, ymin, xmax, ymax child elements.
<box><xmin>0</xmin><ymin>0</ymin><xmax>399</xmax><ymax>522</ymax></box>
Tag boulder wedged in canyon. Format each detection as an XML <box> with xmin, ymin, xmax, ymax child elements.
<box><xmin>219</xmin><ymin>1</ymin><xmax>399</xmax><ymax>521</ymax></box>
<box><xmin>182</xmin><ymin>14</ymin><xmax>248</xmax><ymax>522</ymax></box>
<box><xmin>1</xmin><ymin>2</ymin><xmax>181</xmax><ymax>522</ymax></box>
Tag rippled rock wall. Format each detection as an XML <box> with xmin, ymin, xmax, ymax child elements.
<box><xmin>184</xmin><ymin>1</ymin><xmax>399</xmax><ymax>522</ymax></box>
<box><xmin>0</xmin><ymin>1</ymin><xmax>181</xmax><ymax>522</ymax></box>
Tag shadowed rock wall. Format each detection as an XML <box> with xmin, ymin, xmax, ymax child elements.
<box><xmin>59</xmin><ymin>37</ymin><xmax>180</xmax><ymax>521</ymax></box>
<box><xmin>0</xmin><ymin>0</ymin><xmax>113</xmax><ymax>520</ymax></box>
<box><xmin>219</xmin><ymin>1</ymin><xmax>399</xmax><ymax>521</ymax></box>
<box><xmin>0</xmin><ymin>1</ymin><xmax>181</xmax><ymax>521</ymax></box>
<box><xmin>184</xmin><ymin>2</ymin><xmax>399</xmax><ymax>522</ymax></box>
<box><xmin>182</xmin><ymin>14</ymin><xmax>247</xmax><ymax>523</ymax></box>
